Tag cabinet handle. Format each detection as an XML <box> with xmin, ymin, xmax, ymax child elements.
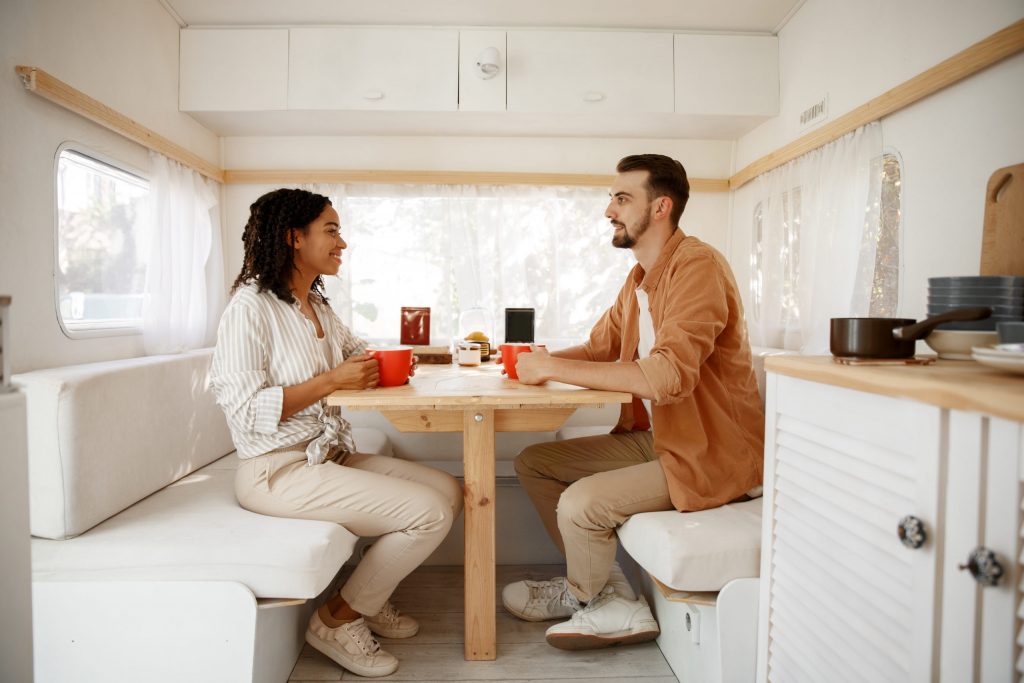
<box><xmin>362</xmin><ymin>90</ymin><xmax>385</xmax><ymax>101</ymax></box>
<box><xmin>897</xmin><ymin>515</ymin><xmax>926</xmax><ymax>549</ymax></box>
<box><xmin>582</xmin><ymin>91</ymin><xmax>606</xmax><ymax>103</ymax></box>
<box><xmin>958</xmin><ymin>547</ymin><xmax>1004</xmax><ymax>587</ymax></box>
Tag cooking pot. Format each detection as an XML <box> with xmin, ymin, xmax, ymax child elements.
<box><xmin>830</xmin><ymin>307</ymin><xmax>992</xmax><ymax>359</ymax></box>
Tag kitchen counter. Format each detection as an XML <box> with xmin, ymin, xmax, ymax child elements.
<box><xmin>765</xmin><ymin>355</ymin><xmax>1024</xmax><ymax>423</ymax></box>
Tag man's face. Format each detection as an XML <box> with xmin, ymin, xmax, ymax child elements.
<box><xmin>606</xmin><ymin>171</ymin><xmax>653</xmax><ymax>249</ymax></box>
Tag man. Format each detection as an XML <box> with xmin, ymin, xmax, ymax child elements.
<box><xmin>502</xmin><ymin>154</ymin><xmax>764</xmax><ymax>651</ymax></box>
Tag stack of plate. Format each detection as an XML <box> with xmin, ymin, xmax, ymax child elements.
<box><xmin>972</xmin><ymin>343</ymin><xmax>1024</xmax><ymax>375</ymax></box>
<box><xmin>928</xmin><ymin>276</ymin><xmax>1024</xmax><ymax>330</ymax></box>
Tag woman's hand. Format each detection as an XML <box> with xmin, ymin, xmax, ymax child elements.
<box><xmin>330</xmin><ymin>354</ymin><xmax>380</xmax><ymax>390</ymax></box>
<box><xmin>514</xmin><ymin>345</ymin><xmax>552</xmax><ymax>385</ymax></box>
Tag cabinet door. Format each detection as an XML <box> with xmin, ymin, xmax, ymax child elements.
<box><xmin>758</xmin><ymin>375</ymin><xmax>942</xmax><ymax>683</ymax></box>
<box><xmin>673</xmin><ymin>34</ymin><xmax>778</xmax><ymax>116</ymax></box>
<box><xmin>941</xmin><ymin>413</ymin><xmax>1022</xmax><ymax>682</ymax></box>
<box><xmin>289</xmin><ymin>28</ymin><xmax>458</xmax><ymax>111</ymax></box>
<box><xmin>507</xmin><ymin>31</ymin><xmax>673</xmax><ymax>113</ymax></box>
<box><xmin>179</xmin><ymin>29</ymin><xmax>288</xmax><ymax>111</ymax></box>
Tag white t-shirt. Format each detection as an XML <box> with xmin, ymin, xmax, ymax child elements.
<box><xmin>634</xmin><ymin>287</ymin><xmax>656</xmax><ymax>426</ymax></box>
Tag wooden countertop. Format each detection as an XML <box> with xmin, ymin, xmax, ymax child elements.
<box><xmin>765</xmin><ymin>356</ymin><xmax>1024</xmax><ymax>423</ymax></box>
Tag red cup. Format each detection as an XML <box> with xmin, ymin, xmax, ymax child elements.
<box><xmin>366</xmin><ymin>346</ymin><xmax>414</xmax><ymax>387</ymax></box>
<box><xmin>498</xmin><ymin>343</ymin><xmax>533</xmax><ymax>380</ymax></box>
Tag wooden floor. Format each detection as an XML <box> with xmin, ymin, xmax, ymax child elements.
<box><xmin>288</xmin><ymin>564</ymin><xmax>679</xmax><ymax>682</ymax></box>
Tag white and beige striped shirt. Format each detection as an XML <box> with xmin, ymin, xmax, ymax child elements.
<box><xmin>210</xmin><ymin>282</ymin><xmax>367</xmax><ymax>464</ymax></box>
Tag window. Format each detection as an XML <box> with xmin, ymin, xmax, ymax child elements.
<box><xmin>316</xmin><ymin>184</ymin><xmax>633</xmax><ymax>347</ymax></box>
<box><xmin>55</xmin><ymin>148</ymin><xmax>150</xmax><ymax>335</ymax></box>
<box><xmin>868</xmin><ymin>152</ymin><xmax>902</xmax><ymax>317</ymax></box>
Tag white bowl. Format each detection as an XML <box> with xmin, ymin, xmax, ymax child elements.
<box><xmin>924</xmin><ymin>329</ymin><xmax>999</xmax><ymax>360</ymax></box>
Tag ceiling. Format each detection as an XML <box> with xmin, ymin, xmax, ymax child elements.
<box><xmin>161</xmin><ymin>0</ymin><xmax>804</xmax><ymax>34</ymax></box>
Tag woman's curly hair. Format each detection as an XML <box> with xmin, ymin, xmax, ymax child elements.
<box><xmin>231</xmin><ymin>188</ymin><xmax>332</xmax><ymax>305</ymax></box>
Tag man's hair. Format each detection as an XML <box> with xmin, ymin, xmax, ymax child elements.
<box><xmin>616</xmin><ymin>154</ymin><xmax>690</xmax><ymax>227</ymax></box>
<box><xmin>231</xmin><ymin>188</ymin><xmax>332</xmax><ymax>304</ymax></box>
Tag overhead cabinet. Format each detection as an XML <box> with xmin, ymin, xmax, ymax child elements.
<box><xmin>179</xmin><ymin>29</ymin><xmax>289</xmax><ymax>111</ymax></box>
<box><xmin>288</xmin><ymin>28</ymin><xmax>459</xmax><ymax>111</ymax></box>
<box><xmin>506</xmin><ymin>31</ymin><xmax>674</xmax><ymax>113</ymax></box>
<box><xmin>674</xmin><ymin>35</ymin><xmax>778</xmax><ymax>116</ymax></box>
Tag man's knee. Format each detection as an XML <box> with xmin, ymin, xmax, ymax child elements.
<box><xmin>556</xmin><ymin>478</ymin><xmax>607</xmax><ymax>530</ymax></box>
<box><xmin>514</xmin><ymin>441</ymin><xmax>559</xmax><ymax>479</ymax></box>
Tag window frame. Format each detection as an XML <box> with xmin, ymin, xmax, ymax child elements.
<box><xmin>53</xmin><ymin>142</ymin><xmax>150</xmax><ymax>339</ymax></box>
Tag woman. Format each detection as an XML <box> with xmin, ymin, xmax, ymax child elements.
<box><xmin>210</xmin><ymin>188</ymin><xmax>462</xmax><ymax>678</ymax></box>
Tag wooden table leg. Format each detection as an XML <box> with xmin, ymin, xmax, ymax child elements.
<box><xmin>463</xmin><ymin>408</ymin><xmax>496</xmax><ymax>660</ymax></box>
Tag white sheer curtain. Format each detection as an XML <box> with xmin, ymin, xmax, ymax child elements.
<box><xmin>749</xmin><ymin>123</ymin><xmax>884</xmax><ymax>353</ymax></box>
<box><xmin>303</xmin><ymin>183</ymin><xmax>631</xmax><ymax>346</ymax></box>
<box><xmin>142</xmin><ymin>152</ymin><xmax>224</xmax><ymax>354</ymax></box>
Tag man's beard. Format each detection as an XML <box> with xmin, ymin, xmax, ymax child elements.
<box><xmin>611</xmin><ymin>207</ymin><xmax>651</xmax><ymax>249</ymax></box>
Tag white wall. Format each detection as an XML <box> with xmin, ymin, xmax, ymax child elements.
<box><xmin>730</xmin><ymin>0</ymin><xmax>1024</xmax><ymax>321</ymax></box>
<box><xmin>0</xmin><ymin>392</ymin><xmax>32</xmax><ymax>683</ymax></box>
<box><xmin>0</xmin><ymin>0</ymin><xmax>219</xmax><ymax>374</ymax></box>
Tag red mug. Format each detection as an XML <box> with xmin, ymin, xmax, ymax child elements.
<box><xmin>366</xmin><ymin>346</ymin><xmax>414</xmax><ymax>387</ymax></box>
<box><xmin>498</xmin><ymin>343</ymin><xmax>533</xmax><ymax>380</ymax></box>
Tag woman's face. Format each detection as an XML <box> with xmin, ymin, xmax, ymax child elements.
<box><xmin>292</xmin><ymin>204</ymin><xmax>347</xmax><ymax>277</ymax></box>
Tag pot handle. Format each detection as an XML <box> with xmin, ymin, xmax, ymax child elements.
<box><xmin>893</xmin><ymin>307</ymin><xmax>992</xmax><ymax>341</ymax></box>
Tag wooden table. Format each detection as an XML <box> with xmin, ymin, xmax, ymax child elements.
<box><xmin>326</xmin><ymin>363</ymin><xmax>630</xmax><ymax>660</ymax></box>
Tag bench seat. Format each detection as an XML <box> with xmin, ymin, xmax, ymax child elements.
<box><xmin>31</xmin><ymin>454</ymin><xmax>357</xmax><ymax>599</ymax></box>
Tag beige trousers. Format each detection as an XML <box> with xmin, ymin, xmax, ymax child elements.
<box><xmin>514</xmin><ymin>431</ymin><xmax>673</xmax><ymax>602</ymax></box>
<box><xmin>235</xmin><ymin>443</ymin><xmax>463</xmax><ymax>616</ymax></box>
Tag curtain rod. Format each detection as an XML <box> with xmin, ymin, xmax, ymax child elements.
<box><xmin>223</xmin><ymin>169</ymin><xmax>731</xmax><ymax>192</ymax></box>
<box><xmin>15</xmin><ymin>66</ymin><xmax>224</xmax><ymax>183</ymax></box>
<box><xmin>729</xmin><ymin>18</ymin><xmax>1024</xmax><ymax>189</ymax></box>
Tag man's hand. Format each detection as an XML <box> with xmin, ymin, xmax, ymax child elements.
<box><xmin>330</xmin><ymin>354</ymin><xmax>380</xmax><ymax>390</ymax></box>
<box><xmin>514</xmin><ymin>345</ymin><xmax>552</xmax><ymax>385</ymax></box>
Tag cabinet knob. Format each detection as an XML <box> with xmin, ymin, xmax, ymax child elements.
<box><xmin>582</xmin><ymin>91</ymin><xmax>606</xmax><ymax>103</ymax></box>
<box><xmin>897</xmin><ymin>515</ymin><xmax>926</xmax><ymax>549</ymax></box>
<box><xmin>958</xmin><ymin>547</ymin><xmax>1004</xmax><ymax>587</ymax></box>
<box><xmin>362</xmin><ymin>90</ymin><xmax>385</xmax><ymax>101</ymax></box>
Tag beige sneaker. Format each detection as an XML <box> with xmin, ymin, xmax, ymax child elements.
<box><xmin>364</xmin><ymin>600</ymin><xmax>419</xmax><ymax>639</ymax></box>
<box><xmin>545</xmin><ymin>586</ymin><xmax>660</xmax><ymax>650</ymax></box>
<box><xmin>502</xmin><ymin>562</ymin><xmax>637</xmax><ymax>622</ymax></box>
<box><xmin>306</xmin><ymin>612</ymin><xmax>399</xmax><ymax>678</ymax></box>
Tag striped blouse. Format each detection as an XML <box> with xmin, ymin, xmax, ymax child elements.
<box><xmin>210</xmin><ymin>282</ymin><xmax>367</xmax><ymax>464</ymax></box>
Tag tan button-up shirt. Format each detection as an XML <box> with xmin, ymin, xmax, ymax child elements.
<box><xmin>583</xmin><ymin>229</ymin><xmax>764</xmax><ymax>511</ymax></box>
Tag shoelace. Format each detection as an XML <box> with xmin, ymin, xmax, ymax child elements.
<box><xmin>341</xmin><ymin>618</ymin><xmax>382</xmax><ymax>654</ymax></box>
<box><xmin>570</xmin><ymin>586</ymin><xmax>616</xmax><ymax>624</ymax></box>
<box><xmin>375</xmin><ymin>601</ymin><xmax>400</xmax><ymax>625</ymax></box>
<box><xmin>526</xmin><ymin>577</ymin><xmax>580</xmax><ymax>610</ymax></box>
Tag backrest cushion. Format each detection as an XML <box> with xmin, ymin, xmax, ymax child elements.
<box><xmin>13</xmin><ymin>348</ymin><xmax>234</xmax><ymax>539</ymax></box>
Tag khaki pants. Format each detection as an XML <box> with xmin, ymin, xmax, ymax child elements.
<box><xmin>514</xmin><ymin>431</ymin><xmax>673</xmax><ymax>602</ymax></box>
<box><xmin>235</xmin><ymin>443</ymin><xmax>463</xmax><ymax>616</ymax></box>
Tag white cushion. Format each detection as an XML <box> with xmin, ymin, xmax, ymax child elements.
<box><xmin>31</xmin><ymin>455</ymin><xmax>358</xmax><ymax>599</ymax></box>
<box><xmin>617</xmin><ymin>498</ymin><xmax>763</xmax><ymax>592</ymax></box>
<box><xmin>14</xmin><ymin>349</ymin><xmax>235</xmax><ymax>539</ymax></box>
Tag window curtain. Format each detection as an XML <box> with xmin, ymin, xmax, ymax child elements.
<box><xmin>302</xmin><ymin>183</ymin><xmax>631</xmax><ymax>346</ymax></box>
<box><xmin>142</xmin><ymin>152</ymin><xmax>225</xmax><ymax>354</ymax></box>
<box><xmin>749</xmin><ymin>123</ymin><xmax>884</xmax><ymax>354</ymax></box>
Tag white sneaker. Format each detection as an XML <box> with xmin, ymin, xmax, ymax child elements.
<box><xmin>545</xmin><ymin>587</ymin><xmax>660</xmax><ymax>650</ymax></box>
<box><xmin>502</xmin><ymin>576</ymin><xmax>581</xmax><ymax>622</ymax></box>
<box><xmin>306</xmin><ymin>612</ymin><xmax>399</xmax><ymax>678</ymax></box>
<box><xmin>364</xmin><ymin>600</ymin><xmax>419</xmax><ymax>639</ymax></box>
<box><xmin>502</xmin><ymin>562</ymin><xmax>637</xmax><ymax>622</ymax></box>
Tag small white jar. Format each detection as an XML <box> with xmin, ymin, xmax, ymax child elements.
<box><xmin>457</xmin><ymin>342</ymin><xmax>482</xmax><ymax>366</ymax></box>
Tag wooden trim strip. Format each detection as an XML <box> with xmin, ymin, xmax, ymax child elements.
<box><xmin>223</xmin><ymin>169</ymin><xmax>731</xmax><ymax>192</ymax></box>
<box><xmin>15</xmin><ymin>66</ymin><xmax>224</xmax><ymax>183</ymax></box>
<box><xmin>729</xmin><ymin>18</ymin><xmax>1024</xmax><ymax>190</ymax></box>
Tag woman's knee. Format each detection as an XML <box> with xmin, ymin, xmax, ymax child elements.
<box><xmin>441</xmin><ymin>472</ymin><xmax>464</xmax><ymax>517</ymax></box>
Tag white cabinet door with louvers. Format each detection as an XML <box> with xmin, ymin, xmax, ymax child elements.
<box><xmin>757</xmin><ymin>374</ymin><xmax>942</xmax><ymax>683</ymax></box>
